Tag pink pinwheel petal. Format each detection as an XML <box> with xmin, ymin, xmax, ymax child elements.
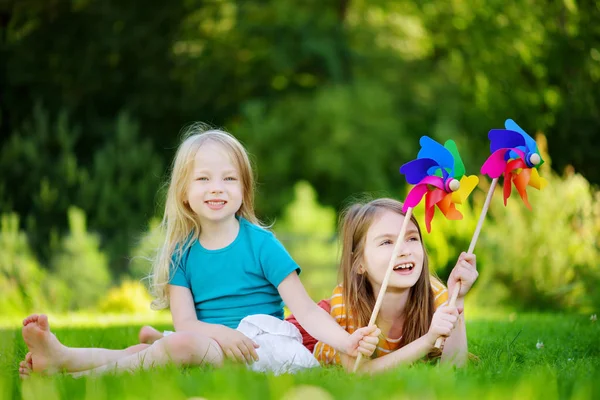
<box><xmin>481</xmin><ymin>149</ymin><xmax>510</xmax><ymax>178</ymax></box>
<box><xmin>417</xmin><ymin>175</ymin><xmax>445</xmax><ymax>189</ymax></box>
<box><xmin>404</xmin><ymin>184</ymin><xmax>429</xmax><ymax>211</ymax></box>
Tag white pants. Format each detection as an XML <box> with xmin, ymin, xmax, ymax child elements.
<box><xmin>164</xmin><ymin>314</ymin><xmax>319</xmax><ymax>375</ymax></box>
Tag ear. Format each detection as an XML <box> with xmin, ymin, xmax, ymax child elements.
<box><xmin>357</xmin><ymin>265</ymin><xmax>365</xmax><ymax>275</ymax></box>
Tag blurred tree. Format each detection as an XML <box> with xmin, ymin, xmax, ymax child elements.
<box><xmin>0</xmin><ymin>104</ymin><xmax>85</xmax><ymax>261</ymax></box>
<box><xmin>51</xmin><ymin>207</ymin><xmax>111</xmax><ymax>310</ymax></box>
<box><xmin>78</xmin><ymin>112</ymin><xmax>164</xmax><ymax>272</ymax></box>
<box><xmin>0</xmin><ymin>213</ymin><xmax>48</xmax><ymax>316</ymax></box>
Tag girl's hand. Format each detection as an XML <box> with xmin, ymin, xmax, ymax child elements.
<box><xmin>212</xmin><ymin>326</ymin><xmax>259</xmax><ymax>364</ymax></box>
<box><xmin>344</xmin><ymin>325</ymin><xmax>381</xmax><ymax>357</ymax></box>
<box><xmin>447</xmin><ymin>252</ymin><xmax>479</xmax><ymax>302</ymax></box>
<box><xmin>425</xmin><ymin>306</ymin><xmax>459</xmax><ymax>347</ymax></box>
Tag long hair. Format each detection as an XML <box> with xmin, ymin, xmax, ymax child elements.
<box><xmin>149</xmin><ymin>123</ymin><xmax>260</xmax><ymax>309</ymax></box>
<box><xmin>339</xmin><ymin>198</ymin><xmax>437</xmax><ymax>351</ymax></box>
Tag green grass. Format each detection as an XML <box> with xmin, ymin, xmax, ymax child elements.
<box><xmin>1</xmin><ymin>313</ymin><xmax>598</xmax><ymax>400</ymax></box>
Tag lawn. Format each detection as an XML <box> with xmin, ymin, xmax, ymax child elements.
<box><xmin>0</xmin><ymin>313</ymin><xmax>598</xmax><ymax>400</ymax></box>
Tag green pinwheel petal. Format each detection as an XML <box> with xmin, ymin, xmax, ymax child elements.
<box><xmin>444</xmin><ymin>140</ymin><xmax>465</xmax><ymax>179</ymax></box>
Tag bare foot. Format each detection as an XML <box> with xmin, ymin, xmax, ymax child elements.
<box><xmin>22</xmin><ymin>314</ymin><xmax>68</xmax><ymax>374</ymax></box>
<box><xmin>139</xmin><ymin>325</ymin><xmax>164</xmax><ymax>344</ymax></box>
<box><xmin>18</xmin><ymin>352</ymin><xmax>33</xmax><ymax>379</ymax></box>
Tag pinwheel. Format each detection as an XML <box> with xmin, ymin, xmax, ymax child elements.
<box><xmin>455</xmin><ymin>120</ymin><xmax>548</xmax><ymax>346</ymax></box>
<box><xmin>481</xmin><ymin>119</ymin><xmax>547</xmax><ymax>209</ymax></box>
<box><xmin>353</xmin><ymin>137</ymin><xmax>477</xmax><ymax>371</ymax></box>
<box><xmin>400</xmin><ymin>136</ymin><xmax>479</xmax><ymax>233</ymax></box>
<box><xmin>469</xmin><ymin>120</ymin><xmax>548</xmax><ymax>261</ymax></box>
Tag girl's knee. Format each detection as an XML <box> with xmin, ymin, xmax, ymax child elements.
<box><xmin>125</xmin><ymin>343</ymin><xmax>150</xmax><ymax>354</ymax></box>
<box><xmin>161</xmin><ymin>332</ymin><xmax>222</xmax><ymax>366</ymax></box>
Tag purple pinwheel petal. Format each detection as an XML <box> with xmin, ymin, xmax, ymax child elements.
<box><xmin>417</xmin><ymin>136</ymin><xmax>454</xmax><ymax>176</ymax></box>
<box><xmin>400</xmin><ymin>158</ymin><xmax>440</xmax><ymax>184</ymax></box>
<box><xmin>488</xmin><ymin>129</ymin><xmax>526</xmax><ymax>153</ymax></box>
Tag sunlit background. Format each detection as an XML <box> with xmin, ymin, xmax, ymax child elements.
<box><xmin>1</xmin><ymin>0</ymin><xmax>599</xmax><ymax>326</ymax></box>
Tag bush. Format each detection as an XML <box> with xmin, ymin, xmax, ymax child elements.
<box><xmin>128</xmin><ymin>218</ymin><xmax>163</xmax><ymax>281</ymax></box>
<box><xmin>473</xmin><ymin>139</ymin><xmax>600</xmax><ymax>313</ymax></box>
<box><xmin>98</xmin><ymin>280</ymin><xmax>153</xmax><ymax>314</ymax></box>
<box><xmin>274</xmin><ymin>181</ymin><xmax>339</xmax><ymax>300</ymax></box>
<box><xmin>0</xmin><ymin>214</ymin><xmax>48</xmax><ymax>315</ymax></box>
<box><xmin>51</xmin><ymin>207</ymin><xmax>111</xmax><ymax>311</ymax></box>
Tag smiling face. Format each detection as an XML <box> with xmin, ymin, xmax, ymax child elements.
<box><xmin>360</xmin><ymin>209</ymin><xmax>425</xmax><ymax>292</ymax></box>
<box><xmin>186</xmin><ymin>141</ymin><xmax>243</xmax><ymax>227</ymax></box>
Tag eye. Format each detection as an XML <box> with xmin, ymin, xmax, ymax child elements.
<box><xmin>224</xmin><ymin>176</ymin><xmax>238</xmax><ymax>181</ymax></box>
<box><xmin>407</xmin><ymin>236</ymin><xmax>419</xmax><ymax>242</ymax></box>
<box><xmin>379</xmin><ymin>239</ymin><xmax>393</xmax><ymax>246</ymax></box>
<box><xmin>196</xmin><ymin>177</ymin><xmax>208</xmax><ymax>181</ymax></box>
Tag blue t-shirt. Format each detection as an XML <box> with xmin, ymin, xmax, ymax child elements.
<box><xmin>169</xmin><ymin>217</ymin><xmax>301</xmax><ymax>329</ymax></box>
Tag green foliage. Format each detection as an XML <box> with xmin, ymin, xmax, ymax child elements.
<box><xmin>274</xmin><ymin>181</ymin><xmax>339</xmax><ymax>300</ymax></box>
<box><xmin>0</xmin><ymin>214</ymin><xmax>48</xmax><ymax>316</ymax></box>
<box><xmin>474</xmin><ymin>162</ymin><xmax>600</xmax><ymax>313</ymax></box>
<box><xmin>98</xmin><ymin>280</ymin><xmax>153</xmax><ymax>314</ymax></box>
<box><xmin>51</xmin><ymin>207</ymin><xmax>111</xmax><ymax>311</ymax></box>
<box><xmin>128</xmin><ymin>218</ymin><xmax>163</xmax><ymax>282</ymax></box>
<box><xmin>414</xmin><ymin>194</ymin><xmax>478</xmax><ymax>280</ymax></box>
<box><xmin>236</xmin><ymin>82</ymin><xmax>409</xmax><ymax>218</ymax></box>
<box><xmin>78</xmin><ymin>112</ymin><xmax>164</xmax><ymax>271</ymax></box>
<box><xmin>2</xmin><ymin>0</ymin><xmax>600</xmax><ymax>313</ymax></box>
<box><xmin>0</xmin><ymin>104</ymin><xmax>85</xmax><ymax>261</ymax></box>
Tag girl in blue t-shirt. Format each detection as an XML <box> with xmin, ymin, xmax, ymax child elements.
<box><xmin>19</xmin><ymin>123</ymin><xmax>379</xmax><ymax>377</ymax></box>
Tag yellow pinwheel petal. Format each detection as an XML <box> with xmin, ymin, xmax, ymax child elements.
<box><xmin>451</xmin><ymin>175</ymin><xmax>479</xmax><ymax>204</ymax></box>
<box><xmin>528</xmin><ymin>168</ymin><xmax>548</xmax><ymax>190</ymax></box>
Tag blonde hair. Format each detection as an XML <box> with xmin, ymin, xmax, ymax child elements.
<box><xmin>150</xmin><ymin>123</ymin><xmax>260</xmax><ymax>309</ymax></box>
<box><xmin>339</xmin><ymin>198</ymin><xmax>438</xmax><ymax>355</ymax></box>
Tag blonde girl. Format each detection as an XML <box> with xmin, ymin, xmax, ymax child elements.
<box><xmin>19</xmin><ymin>124</ymin><xmax>379</xmax><ymax>377</ymax></box>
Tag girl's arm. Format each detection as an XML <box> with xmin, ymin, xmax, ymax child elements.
<box><xmin>278</xmin><ymin>272</ymin><xmax>379</xmax><ymax>356</ymax></box>
<box><xmin>169</xmin><ymin>285</ymin><xmax>259</xmax><ymax>364</ymax></box>
<box><xmin>439</xmin><ymin>301</ymin><xmax>467</xmax><ymax>366</ymax></box>
<box><xmin>342</xmin><ymin>305</ymin><xmax>459</xmax><ymax>373</ymax></box>
<box><xmin>440</xmin><ymin>252</ymin><xmax>478</xmax><ymax>366</ymax></box>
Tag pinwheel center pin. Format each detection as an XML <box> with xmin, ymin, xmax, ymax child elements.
<box><xmin>446</xmin><ymin>178</ymin><xmax>460</xmax><ymax>192</ymax></box>
<box><xmin>528</xmin><ymin>153</ymin><xmax>541</xmax><ymax>167</ymax></box>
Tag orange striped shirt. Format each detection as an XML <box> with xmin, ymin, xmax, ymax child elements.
<box><xmin>313</xmin><ymin>278</ymin><xmax>448</xmax><ymax>365</ymax></box>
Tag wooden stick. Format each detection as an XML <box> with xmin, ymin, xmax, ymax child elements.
<box><xmin>434</xmin><ymin>177</ymin><xmax>498</xmax><ymax>350</ymax></box>
<box><xmin>352</xmin><ymin>207</ymin><xmax>414</xmax><ymax>373</ymax></box>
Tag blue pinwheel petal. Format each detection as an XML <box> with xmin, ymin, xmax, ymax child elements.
<box><xmin>505</xmin><ymin>119</ymin><xmax>538</xmax><ymax>153</ymax></box>
<box><xmin>506</xmin><ymin>146</ymin><xmax>528</xmax><ymax>161</ymax></box>
<box><xmin>400</xmin><ymin>158</ymin><xmax>440</xmax><ymax>184</ymax></box>
<box><xmin>417</xmin><ymin>136</ymin><xmax>454</xmax><ymax>175</ymax></box>
<box><xmin>488</xmin><ymin>129</ymin><xmax>526</xmax><ymax>153</ymax></box>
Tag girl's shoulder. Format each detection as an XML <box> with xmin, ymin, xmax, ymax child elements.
<box><xmin>239</xmin><ymin>216</ymin><xmax>274</xmax><ymax>238</ymax></box>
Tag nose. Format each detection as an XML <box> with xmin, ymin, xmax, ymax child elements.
<box><xmin>209</xmin><ymin>181</ymin><xmax>224</xmax><ymax>194</ymax></box>
<box><xmin>397</xmin><ymin>245</ymin><xmax>411</xmax><ymax>258</ymax></box>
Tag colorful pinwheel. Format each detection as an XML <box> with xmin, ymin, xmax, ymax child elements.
<box><xmin>480</xmin><ymin>119</ymin><xmax>547</xmax><ymax>209</ymax></box>
<box><xmin>399</xmin><ymin>136</ymin><xmax>479</xmax><ymax>232</ymax></box>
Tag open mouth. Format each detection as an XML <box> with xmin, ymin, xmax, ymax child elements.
<box><xmin>205</xmin><ymin>200</ymin><xmax>227</xmax><ymax>210</ymax></box>
<box><xmin>393</xmin><ymin>263</ymin><xmax>415</xmax><ymax>274</ymax></box>
<box><xmin>205</xmin><ymin>201</ymin><xmax>226</xmax><ymax>205</ymax></box>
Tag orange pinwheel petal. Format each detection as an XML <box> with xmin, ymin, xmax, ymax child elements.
<box><xmin>513</xmin><ymin>168</ymin><xmax>532</xmax><ymax>209</ymax></box>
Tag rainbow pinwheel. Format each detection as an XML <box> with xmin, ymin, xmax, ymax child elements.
<box><xmin>480</xmin><ymin>119</ymin><xmax>548</xmax><ymax>209</ymax></box>
<box><xmin>399</xmin><ymin>136</ymin><xmax>479</xmax><ymax>232</ymax></box>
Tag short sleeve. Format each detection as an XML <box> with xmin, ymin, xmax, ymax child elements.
<box><xmin>430</xmin><ymin>277</ymin><xmax>448</xmax><ymax>309</ymax></box>
<box><xmin>259</xmin><ymin>233</ymin><xmax>301</xmax><ymax>288</ymax></box>
<box><xmin>168</xmin><ymin>247</ymin><xmax>190</xmax><ymax>288</ymax></box>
